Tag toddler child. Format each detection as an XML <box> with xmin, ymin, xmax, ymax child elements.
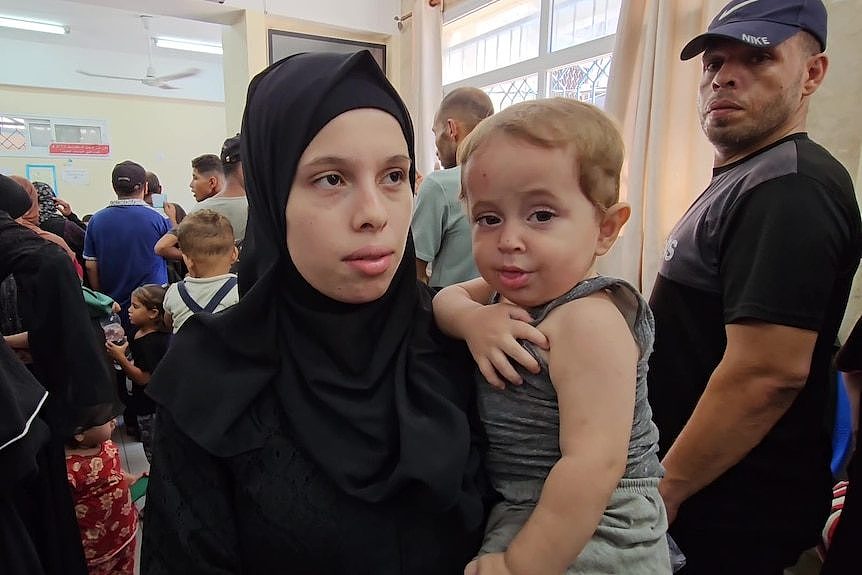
<box><xmin>162</xmin><ymin>209</ymin><xmax>239</xmax><ymax>334</ymax></box>
<box><xmin>65</xmin><ymin>418</ymin><xmax>139</xmax><ymax>575</ymax></box>
<box><xmin>434</xmin><ymin>98</ymin><xmax>670</xmax><ymax>574</ymax></box>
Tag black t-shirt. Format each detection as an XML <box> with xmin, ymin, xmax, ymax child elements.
<box><xmin>648</xmin><ymin>134</ymin><xmax>862</xmax><ymax>532</ymax></box>
<box><xmin>129</xmin><ymin>331</ymin><xmax>170</xmax><ymax>415</ymax></box>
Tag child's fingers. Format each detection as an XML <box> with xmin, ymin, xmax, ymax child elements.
<box><xmin>511</xmin><ymin>322</ymin><xmax>549</xmax><ymax>350</ymax></box>
<box><xmin>504</xmin><ymin>342</ymin><xmax>541</xmax><ymax>375</ymax></box>
<box><xmin>477</xmin><ymin>358</ymin><xmax>506</xmax><ymax>389</ymax></box>
<box><xmin>506</xmin><ymin>305</ymin><xmax>533</xmax><ymax>324</ymax></box>
<box><xmin>490</xmin><ymin>350</ymin><xmax>523</xmax><ymax>386</ymax></box>
<box><xmin>464</xmin><ymin>560</ymin><xmax>479</xmax><ymax>575</ymax></box>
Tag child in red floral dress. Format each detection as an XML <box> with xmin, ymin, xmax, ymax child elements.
<box><xmin>65</xmin><ymin>418</ymin><xmax>139</xmax><ymax>575</ymax></box>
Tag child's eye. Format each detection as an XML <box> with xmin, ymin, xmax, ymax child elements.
<box><xmin>314</xmin><ymin>173</ymin><xmax>344</xmax><ymax>188</ymax></box>
<box><xmin>528</xmin><ymin>210</ymin><xmax>555</xmax><ymax>223</ymax></box>
<box><xmin>475</xmin><ymin>214</ymin><xmax>501</xmax><ymax>227</ymax></box>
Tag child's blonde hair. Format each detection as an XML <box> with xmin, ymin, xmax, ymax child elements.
<box><xmin>176</xmin><ymin>209</ymin><xmax>236</xmax><ymax>263</ymax></box>
<box><xmin>131</xmin><ymin>284</ymin><xmax>169</xmax><ymax>332</ymax></box>
<box><xmin>457</xmin><ymin>98</ymin><xmax>624</xmax><ymax>209</ymax></box>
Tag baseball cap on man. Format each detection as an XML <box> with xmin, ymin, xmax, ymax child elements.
<box><xmin>112</xmin><ymin>160</ymin><xmax>147</xmax><ymax>193</ymax></box>
<box><xmin>680</xmin><ymin>0</ymin><xmax>827</xmax><ymax>61</ymax></box>
<box><xmin>221</xmin><ymin>133</ymin><xmax>241</xmax><ymax>165</ymax></box>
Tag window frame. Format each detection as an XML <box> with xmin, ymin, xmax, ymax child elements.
<box><xmin>443</xmin><ymin>0</ymin><xmax>617</xmax><ymax>100</ymax></box>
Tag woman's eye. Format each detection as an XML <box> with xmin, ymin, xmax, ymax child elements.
<box><xmin>529</xmin><ymin>210</ymin><xmax>555</xmax><ymax>223</ymax></box>
<box><xmin>314</xmin><ymin>173</ymin><xmax>344</xmax><ymax>188</ymax></box>
<box><xmin>384</xmin><ymin>170</ymin><xmax>405</xmax><ymax>184</ymax></box>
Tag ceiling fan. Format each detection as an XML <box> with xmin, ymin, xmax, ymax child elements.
<box><xmin>76</xmin><ymin>15</ymin><xmax>201</xmax><ymax>90</ymax></box>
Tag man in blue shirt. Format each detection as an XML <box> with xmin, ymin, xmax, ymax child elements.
<box><xmin>84</xmin><ymin>160</ymin><xmax>171</xmax><ymax>333</ymax></box>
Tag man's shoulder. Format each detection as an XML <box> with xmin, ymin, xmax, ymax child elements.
<box><xmin>423</xmin><ymin>166</ymin><xmax>461</xmax><ymax>188</ymax></box>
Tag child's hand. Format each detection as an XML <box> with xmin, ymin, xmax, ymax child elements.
<box><xmin>463</xmin><ymin>303</ymin><xmax>549</xmax><ymax>389</ymax></box>
<box><xmin>464</xmin><ymin>553</ymin><xmax>513</xmax><ymax>575</ymax></box>
<box><xmin>105</xmin><ymin>339</ymin><xmax>128</xmax><ymax>361</ymax></box>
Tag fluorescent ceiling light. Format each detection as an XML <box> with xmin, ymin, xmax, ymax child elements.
<box><xmin>155</xmin><ymin>37</ymin><xmax>222</xmax><ymax>55</ymax></box>
<box><xmin>0</xmin><ymin>16</ymin><xmax>68</xmax><ymax>35</ymax></box>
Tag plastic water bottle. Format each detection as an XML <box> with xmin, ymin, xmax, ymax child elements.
<box><xmin>100</xmin><ymin>313</ymin><xmax>129</xmax><ymax>371</ymax></box>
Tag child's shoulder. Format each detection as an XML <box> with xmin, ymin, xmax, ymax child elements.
<box><xmin>541</xmin><ymin>291</ymin><xmax>633</xmax><ymax>351</ymax></box>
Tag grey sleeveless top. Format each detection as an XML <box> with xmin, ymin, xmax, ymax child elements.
<box><xmin>478</xmin><ymin>276</ymin><xmax>663</xmax><ymax>488</ymax></box>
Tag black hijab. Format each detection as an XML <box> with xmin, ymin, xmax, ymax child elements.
<box><xmin>149</xmin><ymin>51</ymin><xmax>482</xmax><ymax>520</ymax></box>
<box><xmin>0</xmin><ymin>175</ymin><xmax>32</xmax><ymax>219</ymax></box>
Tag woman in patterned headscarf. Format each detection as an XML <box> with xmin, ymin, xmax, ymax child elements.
<box><xmin>33</xmin><ymin>182</ymin><xmax>86</xmax><ymax>272</ymax></box>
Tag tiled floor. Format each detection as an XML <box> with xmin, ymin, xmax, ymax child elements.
<box><xmin>113</xmin><ymin>416</ymin><xmax>149</xmax><ymax>575</ymax></box>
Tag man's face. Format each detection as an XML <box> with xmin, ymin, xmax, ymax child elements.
<box><xmin>190</xmin><ymin>169</ymin><xmax>216</xmax><ymax>202</ymax></box>
<box><xmin>697</xmin><ymin>35</ymin><xmax>813</xmax><ymax>158</ymax></box>
<box><xmin>432</xmin><ymin>116</ymin><xmax>457</xmax><ymax>169</ymax></box>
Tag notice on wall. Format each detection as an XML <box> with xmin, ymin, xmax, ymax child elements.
<box><xmin>62</xmin><ymin>166</ymin><xmax>91</xmax><ymax>186</ymax></box>
<box><xmin>25</xmin><ymin>164</ymin><xmax>58</xmax><ymax>193</ymax></box>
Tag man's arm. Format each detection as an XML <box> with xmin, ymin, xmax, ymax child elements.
<box><xmin>660</xmin><ymin>320</ymin><xmax>815</xmax><ymax>523</ymax></box>
<box><xmin>154</xmin><ymin>231</ymin><xmax>182</xmax><ymax>261</ymax></box>
<box><xmin>84</xmin><ymin>259</ymin><xmax>100</xmax><ymax>291</ymax></box>
<box><xmin>411</xmin><ymin>174</ymin><xmax>448</xmax><ymax>285</ymax></box>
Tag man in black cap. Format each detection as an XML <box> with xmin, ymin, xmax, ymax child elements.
<box><xmin>647</xmin><ymin>1</ymin><xmax>862</xmax><ymax>573</ymax></box>
<box><xmin>83</xmin><ymin>160</ymin><xmax>171</xmax><ymax>332</ymax></box>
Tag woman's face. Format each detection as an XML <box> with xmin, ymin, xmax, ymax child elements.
<box><xmin>285</xmin><ymin>108</ymin><xmax>413</xmax><ymax>304</ymax></box>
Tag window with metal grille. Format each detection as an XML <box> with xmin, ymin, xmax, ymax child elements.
<box><xmin>443</xmin><ymin>0</ymin><xmax>620</xmax><ymax>109</ymax></box>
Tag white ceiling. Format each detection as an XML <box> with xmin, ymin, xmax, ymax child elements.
<box><xmin>0</xmin><ymin>0</ymin><xmax>400</xmax><ymax>101</ymax></box>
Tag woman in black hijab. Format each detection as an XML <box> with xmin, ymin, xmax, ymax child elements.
<box><xmin>141</xmin><ymin>51</ymin><xmax>486</xmax><ymax>574</ymax></box>
<box><xmin>0</xmin><ymin>174</ymin><xmax>121</xmax><ymax>575</ymax></box>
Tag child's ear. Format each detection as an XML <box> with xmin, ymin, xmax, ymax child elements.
<box><xmin>73</xmin><ymin>432</ymin><xmax>85</xmax><ymax>444</ymax></box>
<box><xmin>230</xmin><ymin>246</ymin><xmax>239</xmax><ymax>264</ymax></box>
<box><xmin>181</xmin><ymin>252</ymin><xmax>193</xmax><ymax>271</ymax></box>
<box><xmin>595</xmin><ymin>202</ymin><xmax>630</xmax><ymax>256</ymax></box>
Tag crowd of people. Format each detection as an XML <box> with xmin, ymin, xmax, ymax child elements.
<box><xmin>1</xmin><ymin>0</ymin><xmax>861</xmax><ymax>574</ymax></box>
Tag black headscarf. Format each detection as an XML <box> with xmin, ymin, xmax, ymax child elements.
<box><xmin>0</xmin><ymin>175</ymin><xmax>32</xmax><ymax>219</ymax></box>
<box><xmin>148</xmin><ymin>51</ymin><xmax>482</xmax><ymax>520</ymax></box>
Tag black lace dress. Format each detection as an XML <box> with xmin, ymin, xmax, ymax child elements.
<box><xmin>142</xmin><ymin>409</ymin><xmax>483</xmax><ymax>574</ymax></box>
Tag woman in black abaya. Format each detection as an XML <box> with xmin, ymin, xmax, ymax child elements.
<box><xmin>141</xmin><ymin>51</ymin><xmax>486</xmax><ymax>574</ymax></box>
<box><xmin>0</xmin><ymin>174</ymin><xmax>121</xmax><ymax>575</ymax></box>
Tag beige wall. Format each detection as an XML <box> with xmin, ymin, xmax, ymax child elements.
<box><xmin>0</xmin><ymin>85</ymin><xmax>226</xmax><ymax>216</ymax></box>
<box><xmin>221</xmin><ymin>9</ymin><xmax>405</xmax><ymax>134</ymax></box>
<box><xmin>809</xmin><ymin>0</ymin><xmax>862</xmax><ymax>338</ymax></box>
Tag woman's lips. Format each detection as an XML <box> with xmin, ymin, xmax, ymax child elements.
<box><xmin>344</xmin><ymin>247</ymin><xmax>394</xmax><ymax>277</ymax></box>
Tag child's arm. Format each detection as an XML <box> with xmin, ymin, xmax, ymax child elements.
<box><xmin>105</xmin><ymin>340</ymin><xmax>151</xmax><ymax>386</ymax></box>
<box><xmin>470</xmin><ymin>295</ymin><xmax>638</xmax><ymax>575</ymax></box>
<box><xmin>434</xmin><ymin>278</ymin><xmax>548</xmax><ymax>388</ymax></box>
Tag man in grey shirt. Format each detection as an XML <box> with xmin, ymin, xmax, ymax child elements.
<box><xmin>412</xmin><ymin>88</ymin><xmax>493</xmax><ymax>288</ymax></box>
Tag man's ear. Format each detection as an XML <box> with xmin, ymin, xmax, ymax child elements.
<box><xmin>446</xmin><ymin>118</ymin><xmax>460</xmax><ymax>141</ymax></box>
<box><xmin>802</xmin><ymin>53</ymin><xmax>828</xmax><ymax>96</ymax></box>
<box><xmin>595</xmin><ymin>202</ymin><xmax>631</xmax><ymax>256</ymax></box>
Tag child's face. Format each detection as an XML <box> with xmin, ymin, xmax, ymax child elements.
<box><xmin>464</xmin><ymin>135</ymin><xmax>608</xmax><ymax>308</ymax></box>
<box><xmin>75</xmin><ymin>419</ymin><xmax>116</xmax><ymax>448</ymax></box>
<box><xmin>128</xmin><ymin>295</ymin><xmax>155</xmax><ymax>327</ymax></box>
<box><xmin>285</xmin><ymin>108</ymin><xmax>413</xmax><ymax>304</ymax></box>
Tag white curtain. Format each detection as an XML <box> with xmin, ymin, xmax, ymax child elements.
<box><xmin>409</xmin><ymin>0</ymin><xmax>444</xmax><ymax>177</ymax></box>
<box><xmin>599</xmin><ymin>0</ymin><xmax>725</xmax><ymax>295</ymax></box>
